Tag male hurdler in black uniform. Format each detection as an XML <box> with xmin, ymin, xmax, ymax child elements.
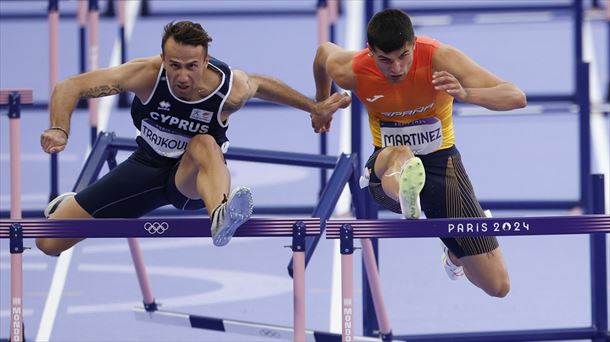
<box><xmin>38</xmin><ymin>21</ymin><xmax>350</xmax><ymax>255</ymax></box>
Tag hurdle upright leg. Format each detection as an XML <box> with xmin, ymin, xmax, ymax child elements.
<box><xmin>340</xmin><ymin>224</ymin><xmax>354</xmax><ymax>341</ymax></box>
<box><xmin>361</xmin><ymin>238</ymin><xmax>393</xmax><ymax>340</ymax></box>
<box><xmin>590</xmin><ymin>174</ymin><xmax>608</xmax><ymax>341</ymax></box>
<box><xmin>9</xmin><ymin>224</ymin><xmax>25</xmax><ymax>342</ymax></box>
<box><xmin>292</xmin><ymin>221</ymin><xmax>307</xmax><ymax>341</ymax></box>
<box><xmin>2</xmin><ymin>88</ymin><xmax>33</xmax><ymax>342</ymax></box>
<box><xmin>127</xmin><ymin>238</ymin><xmax>157</xmax><ymax>310</ymax></box>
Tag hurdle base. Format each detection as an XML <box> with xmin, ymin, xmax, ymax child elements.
<box><xmin>394</xmin><ymin>326</ymin><xmax>605</xmax><ymax>341</ymax></box>
<box><xmin>380</xmin><ymin>330</ymin><xmax>393</xmax><ymax>341</ymax></box>
<box><xmin>142</xmin><ymin>300</ymin><xmax>158</xmax><ymax>312</ymax></box>
<box><xmin>133</xmin><ymin>307</ymin><xmax>400</xmax><ymax>341</ymax></box>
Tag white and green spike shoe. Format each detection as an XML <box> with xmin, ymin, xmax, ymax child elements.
<box><xmin>398</xmin><ymin>157</ymin><xmax>425</xmax><ymax>219</ymax></box>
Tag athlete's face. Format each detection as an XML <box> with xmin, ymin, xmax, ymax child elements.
<box><xmin>369</xmin><ymin>41</ymin><xmax>415</xmax><ymax>83</ymax></box>
<box><xmin>161</xmin><ymin>37</ymin><xmax>209</xmax><ymax>100</ymax></box>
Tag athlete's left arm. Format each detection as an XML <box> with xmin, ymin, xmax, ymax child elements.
<box><xmin>432</xmin><ymin>43</ymin><xmax>527</xmax><ymax>111</ymax></box>
<box><xmin>224</xmin><ymin>70</ymin><xmax>349</xmax><ymax>119</ymax></box>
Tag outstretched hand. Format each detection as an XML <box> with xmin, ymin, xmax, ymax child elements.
<box><xmin>432</xmin><ymin>71</ymin><xmax>467</xmax><ymax>101</ymax></box>
<box><xmin>40</xmin><ymin>129</ymin><xmax>68</xmax><ymax>154</ymax></box>
<box><xmin>310</xmin><ymin>92</ymin><xmax>351</xmax><ymax>133</ymax></box>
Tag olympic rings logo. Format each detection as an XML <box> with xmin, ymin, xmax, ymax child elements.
<box><xmin>258</xmin><ymin>328</ymin><xmax>281</xmax><ymax>339</ymax></box>
<box><xmin>144</xmin><ymin>222</ymin><xmax>169</xmax><ymax>235</ymax></box>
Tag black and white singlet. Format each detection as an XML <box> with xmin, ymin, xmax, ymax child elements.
<box><xmin>74</xmin><ymin>57</ymin><xmax>234</xmax><ymax>218</ymax></box>
<box><xmin>131</xmin><ymin>57</ymin><xmax>233</xmax><ymax>158</ymax></box>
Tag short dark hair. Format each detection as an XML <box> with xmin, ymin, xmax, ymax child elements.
<box><xmin>367</xmin><ymin>9</ymin><xmax>415</xmax><ymax>53</ymax></box>
<box><xmin>162</xmin><ymin>21</ymin><xmax>213</xmax><ymax>54</ymax></box>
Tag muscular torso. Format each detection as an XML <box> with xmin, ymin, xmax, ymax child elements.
<box><xmin>351</xmin><ymin>36</ymin><xmax>455</xmax><ymax>154</ymax></box>
<box><xmin>131</xmin><ymin>56</ymin><xmax>234</xmax><ymax>158</ymax></box>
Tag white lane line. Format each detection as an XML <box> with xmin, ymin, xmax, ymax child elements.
<box><xmin>35</xmin><ymin>248</ymin><xmax>74</xmax><ymax>342</ymax></box>
<box><xmin>412</xmin><ymin>15</ymin><xmax>452</xmax><ymax>26</ymax></box>
<box><xmin>474</xmin><ymin>11</ymin><xmax>554</xmax><ymax>24</ymax></box>
<box><xmin>456</xmin><ymin>104</ymin><xmax>577</xmax><ymax>116</ymax></box>
<box><xmin>330</xmin><ymin>240</ymin><xmax>342</xmax><ymax>333</ymax></box>
<box><xmin>98</xmin><ymin>0</ymin><xmax>140</xmax><ymax>132</ymax></box>
<box><xmin>0</xmin><ymin>193</ymin><xmax>49</xmax><ymax>203</ymax></box>
<box><xmin>0</xmin><ymin>308</ymin><xmax>34</xmax><ymax>318</ymax></box>
<box><xmin>584</xmin><ymin>17</ymin><xmax>610</xmax><ymax>213</ymax></box>
<box><xmin>0</xmin><ymin>262</ymin><xmax>48</xmax><ymax>271</ymax></box>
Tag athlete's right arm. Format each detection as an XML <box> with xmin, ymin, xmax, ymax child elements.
<box><xmin>313</xmin><ymin>42</ymin><xmax>356</xmax><ymax>101</ymax></box>
<box><xmin>41</xmin><ymin>57</ymin><xmax>161</xmax><ymax>154</ymax></box>
<box><xmin>312</xmin><ymin>43</ymin><xmax>356</xmax><ymax>132</ymax></box>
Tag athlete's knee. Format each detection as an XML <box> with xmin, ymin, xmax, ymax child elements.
<box><xmin>49</xmin><ymin>196</ymin><xmax>91</xmax><ymax>219</ymax></box>
<box><xmin>186</xmin><ymin>134</ymin><xmax>219</xmax><ymax>156</ymax></box>
<box><xmin>376</xmin><ymin>146</ymin><xmax>415</xmax><ymax>174</ymax></box>
<box><xmin>183</xmin><ymin>135</ymin><xmax>223</xmax><ymax>169</ymax></box>
<box><xmin>483</xmin><ymin>273</ymin><xmax>510</xmax><ymax>298</ymax></box>
<box><xmin>384</xmin><ymin>145</ymin><xmax>414</xmax><ymax>161</ymax></box>
<box><xmin>36</xmin><ymin>238</ymin><xmax>64</xmax><ymax>256</ymax></box>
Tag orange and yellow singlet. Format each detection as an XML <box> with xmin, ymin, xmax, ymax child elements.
<box><xmin>353</xmin><ymin>36</ymin><xmax>454</xmax><ymax>154</ymax></box>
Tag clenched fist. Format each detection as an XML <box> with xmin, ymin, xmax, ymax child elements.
<box><xmin>41</xmin><ymin>128</ymin><xmax>68</xmax><ymax>153</ymax></box>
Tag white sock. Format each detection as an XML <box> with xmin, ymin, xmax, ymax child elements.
<box><xmin>445</xmin><ymin>249</ymin><xmax>460</xmax><ymax>268</ymax></box>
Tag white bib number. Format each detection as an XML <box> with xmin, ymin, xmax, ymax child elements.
<box><xmin>380</xmin><ymin>117</ymin><xmax>442</xmax><ymax>155</ymax></box>
<box><xmin>140</xmin><ymin>120</ymin><xmax>192</xmax><ymax>158</ymax></box>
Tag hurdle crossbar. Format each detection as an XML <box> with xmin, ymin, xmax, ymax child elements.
<box><xmin>0</xmin><ymin>89</ymin><xmax>33</xmax><ymax>106</ymax></box>
<box><xmin>332</xmin><ymin>214</ymin><xmax>610</xmax><ymax>342</ymax></box>
<box><xmin>0</xmin><ymin>218</ymin><xmax>321</xmax><ymax>239</ymax></box>
<box><xmin>133</xmin><ymin>307</ymin><xmax>399</xmax><ymax>342</ymax></box>
<box><xmin>1</xmin><ymin>218</ymin><xmax>320</xmax><ymax>341</ymax></box>
<box><xmin>325</xmin><ymin>215</ymin><xmax>610</xmax><ymax>239</ymax></box>
<box><xmin>105</xmin><ymin>134</ymin><xmax>339</xmax><ymax>169</ymax></box>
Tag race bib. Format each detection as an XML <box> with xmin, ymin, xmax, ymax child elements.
<box><xmin>140</xmin><ymin>119</ymin><xmax>192</xmax><ymax>158</ymax></box>
<box><xmin>380</xmin><ymin>117</ymin><xmax>442</xmax><ymax>155</ymax></box>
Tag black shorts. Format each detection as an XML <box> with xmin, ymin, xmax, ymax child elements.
<box><xmin>75</xmin><ymin>138</ymin><xmax>205</xmax><ymax>218</ymax></box>
<box><xmin>365</xmin><ymin>145</ymin><xmax>499</xmax><ymax>258</ymax></box>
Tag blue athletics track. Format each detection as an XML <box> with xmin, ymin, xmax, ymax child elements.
<box><xmin>1</xmin><ymin>1</ymin><xmax>609</xmax><ymax>341</ymax></box>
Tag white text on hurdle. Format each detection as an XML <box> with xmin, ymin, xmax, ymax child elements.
<box><xmin>12</xmin><ymin>306</ymin><xmax>22</xmax><ymax>341</ymax></box>
<box><xmin>448</xmin><ymin>221</ymin><xmax>530</xmax><ymax>234</ymax></box>
<box><xmin>343</xmin><ymin>298</ymin><xmax>353</xmax><ymax>340</ymax></box>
